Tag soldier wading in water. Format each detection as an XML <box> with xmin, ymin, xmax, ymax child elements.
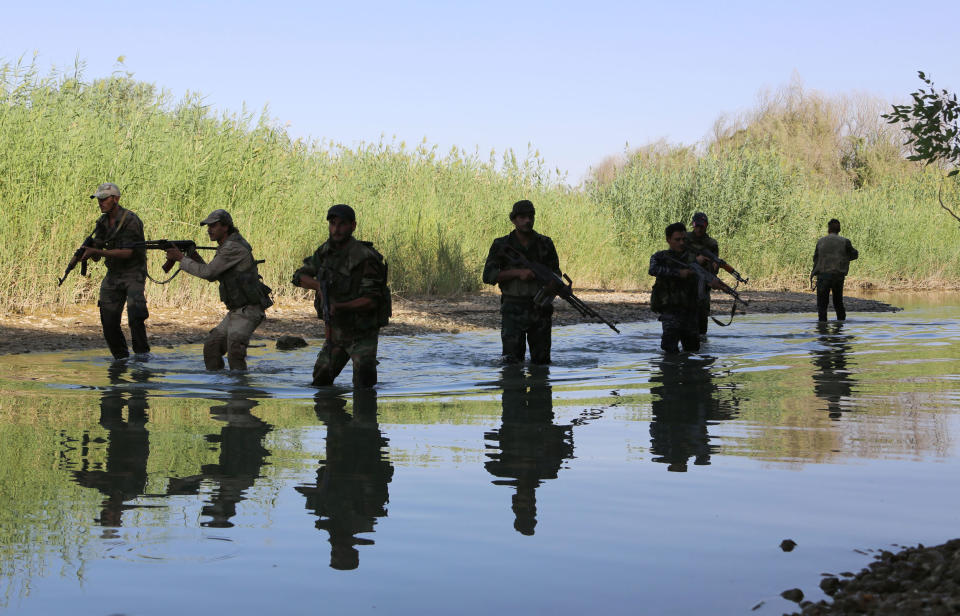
<box><xmin>165</xmin><ymin>209</ymin><xmax>273</xmax><ymax>371</ymax></box>
<box><xmin>292</xmin><ymin>204</ymin><xmax>390</xmax><ymax>388</ymax></box>
<box><xmin>82</xmin><ymin>182</ymin><xmax>151</xmax><ymax>360</ymax></box>
<box><xmin>483</xmin><ymin>200</ymin><xmax>561</xmax><ymax>364</ymax></box>
<box><xmin>649</xmin><ymin>222</ymin><xmax>721</xmax><ymax>354</ymax></box>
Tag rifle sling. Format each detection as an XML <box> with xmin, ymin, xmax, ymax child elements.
<box><xmin>146</xmin><ymin>267</ymin><xmax>183</xmax><ymax>285</ymax></box>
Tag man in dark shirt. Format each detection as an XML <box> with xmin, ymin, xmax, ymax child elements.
<box><xmin>81</xmin><ymin>183</ymin><xmax>150</xmax><ymax>360</ymax></box>
<box><xmin>482</xmin><ymin>200</ymin><xmax>560</xmax><ymax>364</ymax></box>
<box><xmin>812</xmin><ymin>218</ymin><xmax>859</xmax><ymax>321</ymax></box>
<box><xmin>292</xmin><ymin>204</ymin><xmax>389</xmax><ymax>388</ymax></box>
<box><xmin>649</xmin><ymin>222</ymin><xmax>717</xmax><ymax>354</ymax></box>
<box><xmin>684</xmin><ymin>212</ymin><xmax>720</xmax><ymax>336</ymax></box>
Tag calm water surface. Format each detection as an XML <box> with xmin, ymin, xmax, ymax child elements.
<box><xmin>0</xmin><ymin>294</ymin><xmax>958</xmax><ymax>615</ymax></box>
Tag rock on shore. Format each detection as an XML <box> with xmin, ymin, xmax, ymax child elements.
<box><xmin>788</xmin><ymin>539</ymin><xmax>960</xmax><ymax>615</ymax></box>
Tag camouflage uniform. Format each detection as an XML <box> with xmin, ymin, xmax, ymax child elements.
<box><xmin>684</xmin><ymin>230</ymin><xmax>719</xmax><ymax>335</ymax></box>
<box><xmin>649</xmin><ymin>248</ymin><xmax>701</xmax><ymax>353</ymax></box>
<box><xmin>179</xmin><ymin>232</ymin><xmax>272</xmax><ymax>370</ymax></box>
<box><xmin>292</xmin><ymin>237</ymin><xmax>388</xmax><ymax>388</ymax></box>
<box><xmin>482</xmin><ymin>231</ymin><xmax>560</xmax><ymax>364</ymax></box>
<box><xmin>812</xmin><ymin>233</ymin><xmax>858</xmax><ymax>321</ymax></box>
<box><xmin>92</xmin><ymin>206</ymin><xmax>150</xmax><ymax>359</ymax></box>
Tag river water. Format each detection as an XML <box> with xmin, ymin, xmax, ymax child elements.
<box><xmin>0</xmin><ymin>294</ymin><xmax>958</xmax><ymax>615</ymax></box>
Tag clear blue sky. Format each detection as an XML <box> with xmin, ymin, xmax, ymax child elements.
<box><xmin>4</xmin><ymin>0</ymin><xmax>957</xmax><ymax>182</ymax></box>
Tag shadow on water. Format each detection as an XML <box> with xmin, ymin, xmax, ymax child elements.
<box><xmin>811</xmin><ymin>322</ymin><xmax>856</xmax><ymax>420</ymax></box>
<box><xmin>484</xmin><ymin>365</ymin><xmax>575</xmax><ymax>536</ymax></box>
<box><xmin>67</xmin><ymin>361</ymin><xmax>275</xmax><ymax>532</ymax></box>
<box><xmin>296</xmin><ymin>390</ymin><xmax>394</xmax><ymax>570</ymax></box>
<box><xmin>69</xmin><ymin>362</ymin><xmax>154</xmax><ymax>531</ymax></box>
<box><xmin>3</xmin><ymin>302</ymin><xmax>960</xmax><ymax>615</ymax></box>
<box><xmin>648</xmin><ymin>356</ymin><xmax>740</xmax><ymax>472</ymax></box>
<box><xmin>165</xmin><ymin>393</ymin><xmax>273</xmax><ymax>529</ymax></box>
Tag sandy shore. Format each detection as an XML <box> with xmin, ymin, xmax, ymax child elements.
<box><xmin>0</xmin><ymin>289</ymin><xmax>899</xmax><ymax>356</ymax></box>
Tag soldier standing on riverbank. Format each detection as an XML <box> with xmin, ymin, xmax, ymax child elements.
<box><xmin>649</xmin><ymin>222</ymin><xmax>718</xmax><ymax>354</ymax></box>
<box><xmin>165</xmin><ymin>209</ymin><xmax>273</xmax><ymax>371</ymax></box>
<box><xmin>812</xmin><ymin>218</ymin><xmax>859</xmax><ymax>321</ymax></box>
<box><xmin>81</xmin><ymin>183</ymin><xmax>150</xmax><ymax>360</ymax></box>
<box><xmin>482</xmin><ymin>200</ymin><xmax>561</xmax><ymax>364</ymax></box>
<box><xmin>292</xmin><ymin>204</ymin><xmax>389</xmax><ymax>388</ymax></box>
<box><xmin>684</xmin><ymin>212</ymin><xmax>719</xmax><ymax>336</ymax></box>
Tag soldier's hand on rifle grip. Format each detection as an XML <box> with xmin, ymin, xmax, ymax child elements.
<box><xmin>164</xmin><ymin>246</ymin><xmax>185</xmax><ymax>263</ymax></box>
<box><xmin>678</xmin><ymin>268</ymin><xmax>693</xmax><ymax>278</ymax></box>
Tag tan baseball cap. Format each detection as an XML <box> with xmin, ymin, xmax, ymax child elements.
<box><xmin>200</xmin><ymin>209</ymin><xmax>234</xmax><ymax>226</ymax></box>
<box><xmin>90</xmin><ymin>183</ymin><xmax>121</xmax><ymax>199</ymax></box>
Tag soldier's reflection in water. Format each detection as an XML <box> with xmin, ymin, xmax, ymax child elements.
<box><xmin>166</xmin><ymin>391</ymin><xmax>273</xmax><ymax>528</ymax></box>
<box><xmin>71</xmin><ymin>362</ymin><xmax>151</xmax><ymax>529</ymax></box>
<box><xmin>296</xmin><ymin>390</ymin><xmax>394</xmax><ymax>570</ymax></box>
<box><xmin>648</xmin><ymin>357</ymin><xmax>738</xmax><ymax>472</ymax></box>
<box><xmin>484</xmin><ymin>365</ymin><xmax>574</xmax><ymax>536</ymax></box>
<box><xmin>812</xmin><ymin>322</ymin><xmax>856</xmax><ymax>420</ymax></box>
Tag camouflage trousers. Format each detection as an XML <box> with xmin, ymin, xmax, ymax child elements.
<box><xmin>500</xmin><ymin>299</ymin><xmax>552</xmax><ymax>364</ymax></box>
<box><xmin>204</xmin><ymin>304</ymin><xmax>265</xmax><ymax>371</ymax></box>
<box><xmin>313</xmin><ymin>327</ymin><xmax>380</xmax><ymax>388</ymax></box>
<box><xmin>99</xmin><ymin>270</ymin><xmax>150</xmax><ymax>359</ymax></box>
<box><xmin>659</xmin><ymin>310</ymin><xmax>700</xmax><ymax>354</ymax></box>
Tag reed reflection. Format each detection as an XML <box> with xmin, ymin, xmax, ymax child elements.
<box><xmin>166</xmin><ymin>391</ymin><xmax>273</xmax><ymax>528</ymax></box>
<box><xmin>648</xmin><ymin>357</ymin><xmax>738</xmax><ymax>472</ymax></box>
<box><xmin>811</xmin><ymin>322</ymin><xmax>856</xmax><ymax>419</ymax></box>
<box><xmin>70</xmin><ymin>362</ymin><xmax>152</xmax><ymax>529</ymax></box>
<box><xmin>484</xmin><ymin>365</ymin><xmax>574</xmax><ymax>536</ymax></box>
<box><xmin>296</xmin><ymin>391</ymin><xmax>394</xmax><ymax>570</ymax></box>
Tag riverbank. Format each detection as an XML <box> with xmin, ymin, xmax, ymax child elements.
<box><xmin>0</xmin><ymin>289</ymin><xmax>899</xmax><ymax>355</ymax></box>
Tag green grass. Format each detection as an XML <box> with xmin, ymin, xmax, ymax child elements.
<box><xmin>1</xmin><ymin>58</ymin><xmax>958</xmax><ymax>313</ymax></box>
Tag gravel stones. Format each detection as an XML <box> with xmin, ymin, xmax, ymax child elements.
<box><xmin>788</xmin><ymin>539</ymin><xmax>960</xmax><ymax>615</ymax></box>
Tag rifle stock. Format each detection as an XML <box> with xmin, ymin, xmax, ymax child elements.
<box><xmin>502</xmin><ymin>245</ymin><xmax>620</xmax><ymax>334</ymax></box>
<box><xmin>665</xmin><ymin>254</ymin><xmax>749</xmax><ymax>310</ymax></box>
<box><xmin>697</xmin><ymin>247</ymin><xmax>749</xmax><ymax>284</ymax></box>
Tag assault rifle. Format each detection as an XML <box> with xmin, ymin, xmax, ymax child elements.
<box><xmin>318</xmin><ymin>269</ymin><xmax>333</xmax><ymax>341</ymax></box>
<box><xmin>502</xmin><ymin>244</ymin><xmax>620</xmax><ymax>334</ymax></box>
<box><xmin>57</xmin><ymin>230</ymin><xmax>99</xmax><ymax>286</ymax></box>
<box><xmin>125</xmin><ymin>240</ymin><xmax>218</xmax><ymax>273</ymax></box>
<box><xmin>696</xmin><ymin>247</ymin><xmax>749</xmax><ymax>285</ymax></box>
<box><xmin>664</xmin><ymin>254</ymin><xmax>749</xmax><ymax>326</ymax></box>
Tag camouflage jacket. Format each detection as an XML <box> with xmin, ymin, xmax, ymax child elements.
<box><xmin>92</xmin><ymin>207</ymin><xmax>146</xmax><ymax>274</ymax></box>
<box><xmin>648</xmin><ymin>249</ymin><xmax>699</xmax><ymax>313</ymax></box>
<box><xmin>684</xmin><ymin>230</ymin><xmax>719</xmax><ymax>272</ymax></box>
<box><xmin>812</xmin><ymin>234</ymin><xmax>858</xmax><ymax>276</ymax></box>
<box><xmin>482</xmin><ymin>230</ymin><xmax>560</xmax><ymax>299</ymax></box>
<box><xmin>180</xmin><ymin>232</ymin><xmax>272</xmax><ymax>310</ymax></box>
<box><xmin>292</xmin><ymin>237</ymin><xmax>387</xmax><ymax>332</ymax></box>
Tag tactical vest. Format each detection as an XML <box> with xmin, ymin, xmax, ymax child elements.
<box><xmin>497</xmin><ymin>234</ymin><xmax>556</xmax><ymax>298</ymax></box>
<box><xmin>315</xmin><ymin>239</ymin><xmax>391</xmax><ymax>329</ymax></box>
<box><xmin>217</xmin><ymin>234</ymin><xmax>273</xmax><ymax>310</ymax></box>
<box><xmin>650</xmin><ymin>251</ymin><xmax>699</xmax><ymax>313</ymax></box>
<box><xmin>813</xmin><ymin>234</ymin><xmax>855</xmax><ymax>276</ymax></box>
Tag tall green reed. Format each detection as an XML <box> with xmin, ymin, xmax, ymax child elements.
<box><xmin>1</xmin><ymin>58</ymin><xmax>957</xmax><ymax>313</ymax></box>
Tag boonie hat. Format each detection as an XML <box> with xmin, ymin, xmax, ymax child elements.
<box><xmin>326</xmin><ymin>204</ymin><xmax>356</xmax><ymax>222</ymax></box>
<box><xmin>200</xmin><ymin>209</ymin><xmax>234</xmax><ymax>227</ymax></box>
<box><xmin>692</xmin><ymin>212</ymin><xmax>709</xmax><ymax>226</ymax></box>
<box><xmin>510</xmin><ymin>199</ymin><xmax>535</xmax><ymax>218</ymax></box>
<box><xmin>91</xmin><ymin>183</ymin><xmax>121</xmax><ymax>199</ymax></box>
